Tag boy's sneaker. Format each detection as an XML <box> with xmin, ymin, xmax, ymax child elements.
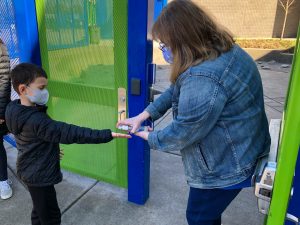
<box><xmin>0</xmin><ymin>180</ymin><xmax>13</xmax><ymax>200</ymax></box>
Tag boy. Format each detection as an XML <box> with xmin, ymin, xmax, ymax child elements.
<box><xmin>5</xmin><ymin>63</ymin><xmax>130</xmax><ymax>225</ymax></box>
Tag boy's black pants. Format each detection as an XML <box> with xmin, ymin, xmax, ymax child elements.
<box><xmin>27</xmin><ymin>185</ymin><xmax>61</xmax><ymax>225</ymax></box>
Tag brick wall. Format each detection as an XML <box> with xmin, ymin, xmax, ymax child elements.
<box><xmin>168</xmin><ymin>0</ymin><xmax>300</xmax><ymax>38</ymax></box>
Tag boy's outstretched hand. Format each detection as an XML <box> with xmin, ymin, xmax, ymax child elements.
<box><xmin>112</xmin><ymin>132</ymin><xmax>132</xmax><ymax>139</ymax></box>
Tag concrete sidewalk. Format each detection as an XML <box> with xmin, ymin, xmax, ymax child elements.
<box><xmin>0</xmin><ymin>62</ymin><xmax>290</xmax><ymax>225</ymax></box>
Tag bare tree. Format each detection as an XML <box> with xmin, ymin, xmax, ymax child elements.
<box><xmin>278</xmin><ymin>0</ymin><xmax>296</xmax><ymax>39</ymax></box>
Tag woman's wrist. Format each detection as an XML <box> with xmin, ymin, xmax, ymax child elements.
<box><xmin>138</xmin><ymin>111</ymin><xmax>150</xmax><ymax>121</ymax></box>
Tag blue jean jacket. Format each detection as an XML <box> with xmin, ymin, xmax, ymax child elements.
<box><xmin>146</xmin><ymin>45</ymin><xmax>271</xmax><ymax>189</ymax></box>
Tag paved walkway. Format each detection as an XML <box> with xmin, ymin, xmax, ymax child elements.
<box><xmin>0</xmin><ymin>62</ymin><xmax>291</xmax><ymax>225</ymax></box>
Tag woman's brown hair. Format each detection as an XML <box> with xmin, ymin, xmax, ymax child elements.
<box><xmin>152</xmin><ymin>0</ymin><xmax>234</xmax><ymax>83</ymax></box>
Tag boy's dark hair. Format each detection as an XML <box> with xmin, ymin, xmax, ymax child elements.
<box><xmin>11</xmin><ymin>63</ymin><xmax>48</xmax><ymax>94</ymax></box>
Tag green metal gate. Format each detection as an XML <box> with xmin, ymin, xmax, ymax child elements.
<box><xmin>35</xmin><ymin>0</ymin><xmax>128</xmax><ymax>187</ymax></box>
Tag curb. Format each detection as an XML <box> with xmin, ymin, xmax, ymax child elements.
<box><xmin>243</xmin><ymin>48</ymin><xmax>293</xmax><ymax>64</ymax></box>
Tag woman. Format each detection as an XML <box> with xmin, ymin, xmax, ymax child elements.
<box><xmin>0</xmin><ymin>38</ymin><xmax>12</xmax><ymax>200</ymax></box>
<box><xmin>118</xmin><ymin>1</ymin><xmax>271</xmax><ymax>224</ymax></box>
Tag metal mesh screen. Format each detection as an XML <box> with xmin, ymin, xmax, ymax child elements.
<box><xmin>0</xmin><ymin>0</ymin><xmax>19</xmax><ymax>65</ymax></box>
<box><xmin>0</xmin><ymin>0</ymin><xmax>19</xmax><ymax>100</ymax></box>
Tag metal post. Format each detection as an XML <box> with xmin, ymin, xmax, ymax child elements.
<box><xmin>127</xmin><ymin>0</ymin><xmax>153</xmax><ymax>204</ymax></box>
<box><xmin>12</xmin><ymin>0</ymin><xmax>41</xmax><ymax>65</ymax></box>
<box><xmin>266</xmin><ymin>24</ymin><xmax>300</xmax><ymax>225</ymax></box>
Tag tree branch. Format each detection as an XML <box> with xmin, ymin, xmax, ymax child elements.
<box><xmin>279</xmin><ymin>0</ymin><xmax>286</xmax><ymax>10</ymax></box>
<box><xmin>288</xmin><ymin>0</ymin><xmax>295</xmax><ymax>7</ymax></box>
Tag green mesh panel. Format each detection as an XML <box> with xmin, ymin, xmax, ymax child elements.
<box><xmin>35</xmin><ymin>0</ymin><xmax>128</xmax><ymax>187</ymax></box>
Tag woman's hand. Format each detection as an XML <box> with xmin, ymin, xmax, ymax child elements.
<box><xmin>112</xmin><ymin>132</ymin><xmax>132</xmax><ymax>139</ymax></box>
<box><xmin>134</xmin><ymin>126</ymin><xmax>153</xmax><ymax>141</ymax></box>
<box><xmin>116</xmin><ymin>111</ymin><xmax>150</xmax><ymax>133</ymax></box>
<box><xmin>134</xmin><ymin>131</ymin><xmax>149</xmax><ymax>140</ymax></box>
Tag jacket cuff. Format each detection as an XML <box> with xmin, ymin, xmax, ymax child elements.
<box><xmin>100</xmin><ymin>129</ymin><xmax>113</xmax><ymax>143</ymax></box>
<box><xmin>145</xmin><ymin>104</ymin><xmax>163</xmax><ymax>121</ymax></box>
<box><xmin>148</xmin><ymin>131</ymin><xmax>159</xmax><ymax>150</ymax></box>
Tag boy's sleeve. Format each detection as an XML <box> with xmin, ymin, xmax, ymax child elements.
<box><xmin>32</xmin><ymin>113</ymin><xmax>113</xmax><ymax>144</ymax></box>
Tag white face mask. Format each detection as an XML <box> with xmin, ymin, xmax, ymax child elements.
<box><xmin>26</xmin><ymin>86</ymin><xmax>49</xmax><ymax>105</ymax></box>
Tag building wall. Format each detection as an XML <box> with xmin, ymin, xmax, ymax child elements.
<box><xmin>168</xmin><ymin>0</ymin><xmax>300</xmax><ymax>38</ymax></box>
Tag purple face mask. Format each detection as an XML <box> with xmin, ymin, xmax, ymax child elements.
<box><xmin>159</xmin><ymin>43</ymin><xmax>174</xmax><ymax>64</ymax></box>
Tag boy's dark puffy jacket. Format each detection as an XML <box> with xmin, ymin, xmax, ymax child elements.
<box><xmin>5</xmin><ymin>100</ymin><xmax>113</xmax><ymax>186</ymax></box>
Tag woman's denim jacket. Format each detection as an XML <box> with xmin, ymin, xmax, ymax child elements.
<box><xmin>146</xmin><ymin>45</ymin><xmax>271</xmax><ymax>189</ymax></box>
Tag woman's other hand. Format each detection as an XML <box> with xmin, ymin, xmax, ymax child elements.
<box><xmin>134</xmin><ymin>131</ymin><xmax>149</xmax><ymax>140</ymax></box>
<box><xmin>134</xmin><ymin>126</ymin><xmax>153</xmax><ymax>140</ymax></box>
